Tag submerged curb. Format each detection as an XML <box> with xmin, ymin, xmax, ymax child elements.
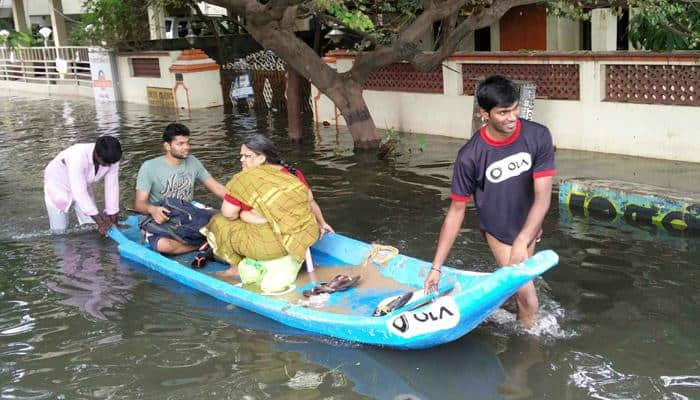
<box><xmin>559</xmin><ymin>178</ymin><xmax>700</xmax><ymax>235</ymax></box>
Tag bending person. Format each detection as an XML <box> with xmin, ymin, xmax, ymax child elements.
<box><xmin>203</xmin><ymin>134</ymin><xmax>333</xmax><ymax>284</ymax></box>
<box><xmin>44</xmin><ymin>136</ymin><xmax>122</xmax><ymax>235</ymax></box>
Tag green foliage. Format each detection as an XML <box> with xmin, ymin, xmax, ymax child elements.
<box><xmin>627</xmin><ymin>1</ymin><xmax>699</xmax><ymax>50</ymax></box>
<box><xmin>380</xmin><ymin>127</ymin><xmax>427</xmax><ymax>158</ymax></box>
<box><xmin>70</xmin><ymin>0</ymin><xmax>152</xmax><ymax>47</ymax></box>
<box><xmin>0</xmin><ymin>30</ymin><xmax>36</xmax><ymax>50</ymax></box>
<box><xmin>547</xmin><ymin>0</ymin><xmax>700</xmax><ymax>51</ymax></box>
<box><xmin>315</xmin><ymin>0</ymin><xmax>428</xmax><ymax>44</ymax></box>
<box><xmin>319</xmin><ymin>0</ymin><xmax>698</xmax><ymax>51</ymax></box>
<box><xmin>0</xmin><ymin>19</ymin><xmax>42</xmax><ymax>48</ymax></box>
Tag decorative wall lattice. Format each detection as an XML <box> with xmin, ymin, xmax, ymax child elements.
<box><xmin>365</xmin><ymin>63</ymin><xmax>443</xmax><ymax>93</ymax></box>
<box><xmin>223</xmin><ymin>50</ymin><xmax>312</xmax><ymax>113</ymax></box>
<box><xmin>462</xmin><ymin>64</ymin><xmax>580</xmax><ymax>100</ymax></box>
<box><xmin>251</xmin><ymin>70</ymin><xmax>287</xmax><ymax>112</ymax></box>
<box><xmin>604</xmin><ymin>64</ymin><xmax>698</xmax><ymax>107</ymax></box>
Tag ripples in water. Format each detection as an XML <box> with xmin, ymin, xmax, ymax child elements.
<box><xmin>1</xmin><ymin>93</ymin><xmax>700</xmax><ymax>399</ymax></box>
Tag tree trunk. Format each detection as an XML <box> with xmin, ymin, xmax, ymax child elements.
<box><xmin>286</xmin><ymin>67</ymin><xmax>303</xmax><ymax>141</ymax></box>
<box><xmin>328</xmin><ymin>82</ymin><xmax>379</xmax><ymax>150</ymax></box>
<box><xmin>241</xmin><ymin>21</ymin><xmax>382</xmax><ymax>150</ymax></box>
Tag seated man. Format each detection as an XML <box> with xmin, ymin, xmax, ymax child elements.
<box><xmin>134</xmin><ymin>123</ymin><xmax>225</xmax><ymax>254</ymax></box>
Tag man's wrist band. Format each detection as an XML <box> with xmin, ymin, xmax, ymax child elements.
<box><xmin>430</xmin><ymin>266</ymin><xmax>441</xmax><ymax>273</ymax></box>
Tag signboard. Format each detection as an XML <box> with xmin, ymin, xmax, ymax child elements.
<box><xmin>230</xmin><ymin>72</ymin><xmax>254</xmax><ymax>101</ymax></box>
<box><xmin>518</xmin><ymin>82</ymin><xmax>537</xmax><ymax>121</ymax></box>
<box><xmin>88</xmin><ymin>48</ymin><xmax>120</xmax><ymax>134</ymax></box>
<box><xmin>88</xmin><ymin>49</ymin><xmax>117</xmax><ymax>103</ymax></box>
<box><xmin>147</xmin><ymin>87</ymin><xmax>175</xmax><ymax>108</ymax></box>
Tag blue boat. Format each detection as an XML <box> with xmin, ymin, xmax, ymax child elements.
<box><xmin>108</xmin><ymin>215</ymin><xmax>559</xmax><ymax>349</ymax></box>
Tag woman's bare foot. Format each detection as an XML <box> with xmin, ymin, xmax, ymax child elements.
<box><xmin>216</xmin><ymin>266</ymin><xmax>240</xmax><ymax>283</ymax></box>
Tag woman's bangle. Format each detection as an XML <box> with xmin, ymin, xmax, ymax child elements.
<box><xmin>430</xmin><ymin>266</ymin><xmax>441</xmax><ymax>274</ymax></box>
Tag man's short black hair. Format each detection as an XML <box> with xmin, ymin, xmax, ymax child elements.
<box><xmin>163</xmin><ymin>123</ymin><xmax>190</xmax><ymax>143</ymax></box>
<box><xmin>95</xmin><ymin>136</ymin><xmax>122</xmax><ymax>164</ymax></box>
<box><xmin>476</xmin><ymin>75</ymin><xmax>520</xmax><ymax>112</ymax></box>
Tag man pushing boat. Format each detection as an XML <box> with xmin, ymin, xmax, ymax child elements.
<box><xmin>423</xmin><ymin>75</ymin><xmax>556</xmax><ymax>328</ymax></box>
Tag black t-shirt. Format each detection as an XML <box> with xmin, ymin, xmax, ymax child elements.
<box><xmin>450</xmin><ymin>119</ymin><xmax>556</xmax><ymax>244</ymax></box>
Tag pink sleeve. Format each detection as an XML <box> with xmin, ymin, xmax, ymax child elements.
<box><xmin>66</xmin><ymin>152</ymin><xmax>99</xmax><ymax>216</ymax></box>
<box><xmin>103</xmin><ymin>162</ymin><xmax>120</xmax><ymax>215</ymax></box>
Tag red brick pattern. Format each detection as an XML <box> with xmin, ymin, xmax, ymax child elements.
<box><xmin>604</xmin><ymin>64</ymin><xmax>698</xmax><ymax>106</ymax></box>
<box><xmin>364</xmin><ymin>63</ymin><xmax>443</xmax><ymax>93</ymax></box>
<box><xmin>462</xmin><ymin>63</ymin><xmax>580</xmax><ymax>100</ymax></box>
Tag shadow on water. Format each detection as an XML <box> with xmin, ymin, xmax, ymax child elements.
<box><xmin>1</xmin><ymin>93</ymin><xmax>699</xmax><ymax>399</ymax></box>
<box><xmin>122</xmin><ymin>256</ymin><xmax>553</xmax><ymax>400</ymax></box>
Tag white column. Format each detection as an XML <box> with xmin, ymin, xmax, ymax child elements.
<box><xmin>11</xmin><ymin>0</ymin><xmax>30</xmax><ymax>33</ymax></box>
<box><xmin>148</xmin><ymin>5</ymin><xmax>166</xmax><ymax>40</ymax></box>
<box><xmin>547</xmin><ymin>16</ymin><xmax>580</xmax><ymax>51</ymax></box>
<box><xmin>489</xmin><ymin>21</ymin><xmax>500</xmax><ymax>51</ymax></box>
<box><xmin>49</xmin><ymin>0</ymin><xmax>68</xmax><ymax>46</ymax></box>
<box><xmin>442</xmin><ymin>61</ymin><xmax>463</xmax><ymax>95</ymax></box>
<box><xmin>591</xmin><ymin>8</ymin><xmax>617</xmax><ymax>51</ymax></box>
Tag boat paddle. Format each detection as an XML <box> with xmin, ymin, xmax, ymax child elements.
<box><xmin>372</xmin><ymin>285</ymin><xmax>455</xmax><ymax>317</ymax></box>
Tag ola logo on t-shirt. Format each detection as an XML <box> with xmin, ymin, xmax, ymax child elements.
<box><xmin>486</xmin><ymin>152</ymin><xmax>532</xmax><ymax>183</ymax></box>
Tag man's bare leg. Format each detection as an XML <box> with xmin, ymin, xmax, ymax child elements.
<box><xmin>485</xmin><ymin>232</ymin><xmax>539</xmax><ymax>328</ymax></box>
<box><xmin>156</xmin><ymin>238</ymin><xmax>199</xmax><ymax>255</ymax></box>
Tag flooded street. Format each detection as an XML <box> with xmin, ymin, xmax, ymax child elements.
<box><xmin>1</xmin><ymin>93</ymin><xmax>699</xmax><ymax>399</ymax></box>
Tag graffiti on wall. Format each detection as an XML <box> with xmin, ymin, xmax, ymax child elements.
<box><xmin>559</xmin><ymin>181</ymin><xmax>700</xmax><ymax>237</ymax></box>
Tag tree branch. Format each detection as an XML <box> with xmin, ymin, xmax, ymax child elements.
<box><xmin>351</xmin><ymin>0</ymin><xmax>539</xmax><ymax>81</ymax></box>
<box><xmin>414</xmin><ymin>0</ymin><xmax>539</xmax><ymax>70</ymax></box>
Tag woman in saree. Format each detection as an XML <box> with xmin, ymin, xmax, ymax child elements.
<box><xmin>202</xmin><ymin>134</ymin><xmax>334</xmax><ymax>284</ymax></box>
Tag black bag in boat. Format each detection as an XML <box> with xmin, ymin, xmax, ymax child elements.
<box><xmin>139</xmin><ymin>198</ymin><xmax>216</xmax><ymax>246</ymax></box>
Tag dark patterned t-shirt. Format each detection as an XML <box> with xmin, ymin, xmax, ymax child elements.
<box><xmin>450</xmin><ymin>118</ymin><xmax>556</xmax><ymax>244</ymax></box>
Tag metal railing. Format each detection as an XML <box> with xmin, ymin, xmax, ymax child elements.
<box><xmin>0</xmin><ymin>47</ymin><xmax>92</xmax><ymax>86</ymax></box>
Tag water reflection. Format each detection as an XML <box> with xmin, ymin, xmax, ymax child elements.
<box><xmin>1</xmin><ymin>93</ymin><xmax>699</xmax><ymax>399</ymax></box>
<box><xmin>46</xmin><ymin>236</ymin><xmax>134</xmax><ymax>321</ymax></box>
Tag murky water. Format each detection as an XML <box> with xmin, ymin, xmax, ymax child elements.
<box><xmin>1</xmin><ymin>93</ymin><xmax>699</xmax><ymax>399</ymax></box>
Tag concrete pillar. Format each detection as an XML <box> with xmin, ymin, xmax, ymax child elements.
<box><xmin>11</xmin><ymin>0</ymin><xmax>30</xmax><ymax>33</ymax></box>
<box><xmin>489</xmin><ymin>21</ymin><xmax>500</xmax><ymax>51</ymax></box>
<box><xmin>49</xmin><ymin>0</ymin><xmax>68</xmax><ymax>46</ymax></box>
<box><xmin>442</xmin><ymin>61</ymin><xmax>463</xmax><ymax>96</ymax></box>
<box><xmin>591</xmin><ymin>8</ymin><xmax>617</xmax><ymax>51</ymax></box>
<box><xmin>148</xmin><ymin>5</ymin><xmax>166</xmax><ymax>40</ymax></box>
<box><xmin>547</xmin><ymin>16</ymin><xmax>580</xmax><ymax>51</ymax></box>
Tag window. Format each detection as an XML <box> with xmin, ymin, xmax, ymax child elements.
<box><xmin>581</xmin><ymin>19</ymin><xmax>592</xmax><ymax>51</ymax></box>
<box><xmin>616</xmin><ymin>8</ymin><xmax>630</xmax><ymax>50</ymax></box>
<box><xmin>474</xmin><ymin>27</ymin><xmax>491</xmax><ymax>51</ymax></box>
<box><xmin>131</xmin><ymin>58</ymin><xmax>161</xmax><ymax>78</ymax></box>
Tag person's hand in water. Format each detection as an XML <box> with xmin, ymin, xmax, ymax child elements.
<box><xmin>106</xmin><ymin>213</ymin><xmax>128</xmax><ymax>229</ymax></box>
<box><xmin>92</xmin><ymin>213</ymin><xmax>114</xmax><ymax>236</ymax></box>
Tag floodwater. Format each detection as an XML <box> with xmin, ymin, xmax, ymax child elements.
<box><xmin>1</xmin><ymin>93</ymin><xmax>699</xmax><ymax>399</ymax></box>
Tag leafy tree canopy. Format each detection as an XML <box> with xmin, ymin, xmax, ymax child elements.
<box><xmin>548</xmin><ymin>0</ymin><xmax>699</xmax><ymax>50</ymax></box>
<box><xmin>0</xmin><ymin>20</ymin><xmax>42</xmax><ymax>49</ymax></box>
<box><xmin>69</xmin><ymin>0</ymin><xmax>699</xmax><ymax>51</ymax></box>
